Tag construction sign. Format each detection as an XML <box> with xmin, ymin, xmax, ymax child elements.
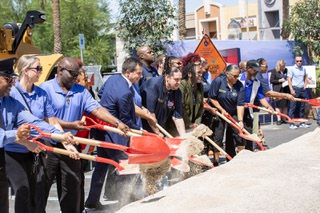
<box><xmin>194</xmin><ymin>34</ymin><xmax>226</xmax><ymax>80</ymax></box>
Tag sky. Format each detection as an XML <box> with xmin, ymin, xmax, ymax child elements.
<box><xmin>109</xmin><ymin>0</ymin><xmax>256</xmax><ymax>20</ymax></box>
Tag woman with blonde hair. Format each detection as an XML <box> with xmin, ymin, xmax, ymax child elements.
<box><xmin>6</xmin><ymin>55</ymin><xmax>78</xmax><ymax>213</ymax></box>
<box><xmin>270</xmin><ymin>59</ymin><xmax>290</xmax><ymax>125</ymax></box>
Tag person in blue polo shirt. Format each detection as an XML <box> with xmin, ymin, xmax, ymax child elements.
<box><xmin>40</xmin><ymin>57</ymin><xmax>130</xmax><ymax>213</ymax></box>
<box><xmin>240</xmin><ymin>60</ymin><xmax>274</xmax><ymax>151</ymax></box>
<box><xmin>0</xmin><ymin>57</ymin><xmax>74</xmax><ymax>213</ymax></box>
<box><xmin>140</xmin><ymin>66</ymin><xmax>185</xmax><ymax>137</ymax></box>
<box><xmin>209</xmin><ymin>64</ymin><xmax>245</xmax><ymax>161</ymax></box>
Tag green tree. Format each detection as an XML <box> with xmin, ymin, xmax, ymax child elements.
<box><xmin>0</xmin><ymin>0</ymin><xmax>115</xmax><ymax>70</ymax></box>
<box><xmin>283</xmin><ymin>0</ymin><xmax>320</xmax><ymax>64</ymax></box>
<box><xmin>117</xmin><ymin>0</ymin><xmax>176</xmax><ymax>55</ymax></box>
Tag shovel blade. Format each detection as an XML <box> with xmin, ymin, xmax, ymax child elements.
<box><xmin>128</xmin><ymin>136</ymin><xmax>170</xmax><ymax>164</ymax></box>
<box><xmin>240</xmin><ymin>133</ymin><xmax>261</xmax><ymax>142</ymax></box>
<box><xmin>291</xmin><ymin>118</ymin><xmax>308</xmax><ymax>123</ymax></box>
<box><xmin>165</xmin><ymin>138</ymin><xmax>185</xmax><ymax>155</ymax></box>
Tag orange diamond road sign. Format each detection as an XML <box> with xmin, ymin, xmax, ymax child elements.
<box><xmin>194</xmin><ymin>34</ymin><xmax>226</xmax><ymax>80</ymax></box>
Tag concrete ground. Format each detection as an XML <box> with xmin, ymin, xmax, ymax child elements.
<box><xmin>10</xmin><ymin>120</ymin><xmax>320</xmax><ymax>213</ymax></box>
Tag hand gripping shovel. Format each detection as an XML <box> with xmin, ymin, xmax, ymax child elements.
<box><xmin>244</xmin><ymin>103</ymin><xmax>308</xmax><ymax>124</ymax></box>
<box><xmin>25</xmin><ymin>123</ymin><xmax>170</xmax><ymax>166</ymax></box>
<box><xmin>221</xmin><ymin>113</ymin><xmax>265</xmax><ymax>150</ymax></box>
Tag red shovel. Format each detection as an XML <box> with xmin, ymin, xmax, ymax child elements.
<box><xmin>222</xmin><ymin>112</ymin><xmax>265</xmax><ymax>151</ymax></box>
<box><xmin>294</xmin><ymin>97</ymin><xmax>320</xmax><ymax>107</ymax></box>
<box><xmin>81</xmin><ymin>116</ymin><xmax>183</xmax><ymax>156</ymax></box>
<box><xmin>30</xmin><ymin>138</ymin><xmax>125</xmax><ymax>171</ymax></box>
<box><xmin>244</xmin><ymin>103</ymin><xmax>308</xmax><ymax>124</ymax></box>
<box><xmin>25</xmin><ymin>123</ymin><xmax>170</xmax><ymax>165</ymax></box>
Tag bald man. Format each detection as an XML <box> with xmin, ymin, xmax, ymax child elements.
<box><xmin>40</xmin><ymin>57</ymin><xmax>130</xmax><ymax>213</ymax></box>
<box><xmin>137</xmin><ymin>46</ymin><xmax>159</xmax><ymax>86</ymax></box>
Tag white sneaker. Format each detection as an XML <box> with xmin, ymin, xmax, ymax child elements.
<box><xmin>299</xmin><ymin>123</ymin><xmax>310</xmax><ymax>128</ymax></box>
<box><xmin>289</xmin><ymin>124</ymin><xmax>298</xmax><ymax>129</ymax></box>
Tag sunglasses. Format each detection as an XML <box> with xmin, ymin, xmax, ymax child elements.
<box><xmin>61</xmin><ymin>67</ymin><xmax>80</xmax><ymax>78</ymax></box>
<box><xmin>228</xmin><ymin>73</ymin><xmax>239</xmax><ymax>78</ymax></box>
<box><xmin>1</xmin><ymin>75</ymin><xmax>16</xmax><ymax>84</ymax></box>
<box><xmin>296</xmin><ymin>60</ymin><xmax>302</xmax><ymax>62</ymax></box>
<box><xmin>28</xmin><ymin>65</ymin><xmax>43</xmax><ymax>73</ymax></box>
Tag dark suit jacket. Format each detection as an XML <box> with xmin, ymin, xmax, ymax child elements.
<box><xmin>99</xmin><ymin>74</ymin><xmax>140</xmax><ymax>160</ymax></box>
<box><xmin>270</xmin><ymin>68</ymin><xmax>290</xmax><ymax>93</ymax></box>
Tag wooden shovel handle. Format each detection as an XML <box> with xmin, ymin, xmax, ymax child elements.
<box><xmin>32</xmin><ymin>140</ymin><xmax>124</xmax><ymax>171</ymax></box>
<box><xmin>204</xmin><ymin>136</ymin><xmax>232</xmax><ymax>161</ymax></box>
<box><xmin>51</xmin><ymin>133</ymin><xmax>128</xmax><ymax>151</ymax></box>
<box><xmin>156</xmin><ymin>123</ymin><xmax>173</xmax><ymax>138</ymax></box>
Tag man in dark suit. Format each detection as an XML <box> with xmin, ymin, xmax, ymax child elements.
<box><xmin>85</xmin><ymin>57</ymin><xmax>143</xmax><ymax>210</ymax></box>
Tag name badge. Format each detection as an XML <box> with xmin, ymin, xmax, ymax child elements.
<box><xmin>219</xmin><ymin>89</ymin><xmax>226</xmax><ymax>93</ymax></box>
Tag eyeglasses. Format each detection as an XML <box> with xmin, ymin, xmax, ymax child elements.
<box><xmin>1</xmin><ymin>76</ymin><xmax>16</xmax><ymax>84</ymax></box>
<box><xmin>261</xmin><ymin>65</ymin><xmax>268</xmax><ymax>69</ymax></box>
<box><xmin>61</xmin><ymin>67</ymin><xmax>80</xmax><ymax>78</ymax></box>
<box><xmin>28</xmin><ymin>65</ymin><xmax>43</xmax><ymax>73</ymax></box>
<box><xmin>296</xmin><ymin>60</ymin><xmax>302</xmax><ymax>62</ymax></box>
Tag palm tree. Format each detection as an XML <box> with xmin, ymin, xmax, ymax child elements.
<box><xmin>52</xmin><ymin>0</ymin><xmax>62</xmax><ymax>53</ymax></box>
<box><xmin>179</xmin><ymin>0</ymin><xmax>187</xmax><ymax>39</ymax></box>
<box><xmin>281</xmin><ymin>0</ymin><xmax>289</xmax><ymax>39</ymax></box>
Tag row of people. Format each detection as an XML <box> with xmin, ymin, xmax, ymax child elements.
<box><xmin>2</xmin><ymin>47</ymin><xmax>310</xmax><ymax>212</ymax></box>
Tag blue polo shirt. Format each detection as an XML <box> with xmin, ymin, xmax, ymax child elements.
<box><xmin>5</xmin><ymin>82</ymin><xmax>56</xmax><ymax>152</ymax></box>
<box><xmin>40</xmin><ymin>77</ymin><xmax>101</xmax><ymax>135</ymax></box>
<box><xmin>288</xmin><ymin>64</ymin><xmax>306</xmax><ymax>88</ymax></box>
<box><xmin>10</xmin><ymin>82</ymin><xmax>55</xmax><ymax>119</ymax></box>
<box><xmin>140</xmin><ymin>76</ymin><xmax>182</xmax><ymax>126</ymax></box>
<box><xmin>1</xmin><ymin>96</ymin><xmax>60</xmax><ymax>151</ymax></box>
<box><xmin>209</xmin><ymin>75</ymin><xmax>245</xmax><ymax>116</ymax></box>
<box><xmin>240</xmin><ymin>72</ymin><xmax>265</xmax><ymax>103</ymax></box>
<box><xmin>138</xmin><ymin>64</ymin><xmax>159</xmax><ymax>87</ymax></box>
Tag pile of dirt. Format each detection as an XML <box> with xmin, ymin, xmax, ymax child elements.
<box><xmin>119</xmin><ymin>128</ymin><xmax>320</xmax><ymax>212</ymax></box>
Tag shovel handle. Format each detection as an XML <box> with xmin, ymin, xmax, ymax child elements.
<box><xmin>156</xmin><ymin>123</ymin><xmax>173</xmax><ymax>138</ymax></box>
<box><xmin>51</xmin><ymin>133</ymin><xmax>129</xmax><ymax>151</ymax></box>
<box><xmin>245</xmin><ymin>103</ymin><xmax>293</xmax><ymax>123</ymax></box>
<box><xmin>204</xmin><ymin>136</ymin><xmax>232</xmax><ymax>161</ymax></box>
<box><xmin>81</xmin><ymin>116</ymin><xmax>141</xmax><ymax>137</ymax></box>
<box><xmin>32</xmin><ymin>140</ymin><xmax>124</xmax><ymax>171</ymax></box>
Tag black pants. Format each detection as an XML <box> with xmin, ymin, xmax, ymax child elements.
<box><xmin>243</xmin><ymin>109</ymin><xmax>254</xmax><ymax>151</ymax></box>
<box><xmin>288</xmin><ymin>87</ymin><xmax>306</xmax><ymax>119</ymax></box>
<box><xmin>214</xmin><ymin>115</ymin><xmax>244</xmax><ymax>158</ymax></box>
<box><xmin>43</xmin><ymin>142</ymin><xmax>81</xmax><ymax>213</ymax></box>
<box><xmin>5</xmin><ymin>151</ymin><xmax>36</xmax><ymax>213</ymax></box>
<box><xmin>0</xmin><ymin>148</ymin><xmax>8</xmax><ymax>213</ymax></box>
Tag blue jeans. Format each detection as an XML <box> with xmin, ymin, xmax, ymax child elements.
<box><xmin>317</xmin><ymin>108</ymin><xmax>320</xmax><ymax>123</ymax></box>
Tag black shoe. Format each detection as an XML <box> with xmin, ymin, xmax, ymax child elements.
<box><xmin>276</xmin><ymin>121</ymin><xmax>282</xmax><ymax>125</ymax></box>
<box><xmin>84</xmin><ymin>201</ymin><xmax>106</xmax><ymax>210</ymax></box>
<box><xmin>317</xmin><ymin>122</ymin><xmax>320</xmax><ymax>126</ymax></box>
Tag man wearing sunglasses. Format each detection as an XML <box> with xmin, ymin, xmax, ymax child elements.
<box><xmin>39</xmin><ymin>57</ymin><xmax>130</xmax><ymax>213</ymax></box>
<box><xmin>137</xmin><ymin>45</ymin><xmax>159</xmax><ymax>87</ymax></box>
<box><xmin>0</xmin><ymin>58</ymin><xmax>71</xmax><ymax>213</ymax></box>
<box><xmin>287</xmin><ymin>56</ymin><xmax>309</xmax><ymax>129</ymax></box>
